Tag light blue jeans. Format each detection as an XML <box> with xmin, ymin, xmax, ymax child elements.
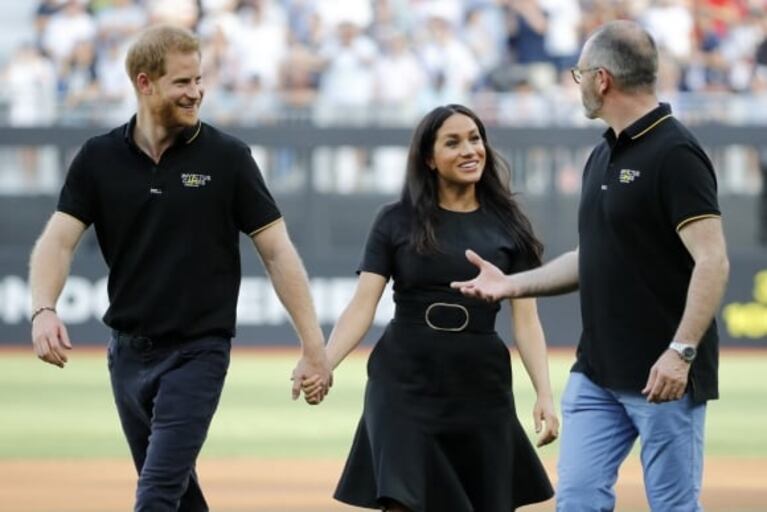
<box><xmin>556</xmin><ymin>372</ymin><xmax>706</xmax><ymax>512</ymax></box>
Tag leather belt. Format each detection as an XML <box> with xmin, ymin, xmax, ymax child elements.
<box><xmin>393</xmin><ymin>301</ymin><xmax>496</xmax><ymax>334</ymax></box>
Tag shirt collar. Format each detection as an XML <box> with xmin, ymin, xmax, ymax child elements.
<box><xmin>122</xmin><ymin>114</ymin><xmax>203</xmax><ymax>148</ymax></box>
<box><xmin>602</xmin><ymin>102</ymin><xmax>673</xmax><ymax>146</ymax></box>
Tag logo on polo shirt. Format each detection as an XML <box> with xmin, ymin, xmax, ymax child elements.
<box><xmin>619</xmin><ymin>169</ymin><xmax>641</xmax><ymax>183</ymax></box>
<box><xmin>181</xmin><ymin>173</ymin><xmax>212</xmax><ymax>188</ymax></box>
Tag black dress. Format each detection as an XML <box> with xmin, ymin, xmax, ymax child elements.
<box><xmin>334</xmin><ymin>202</ymin><xmax>554</xmax><ymax>511</ymax></box>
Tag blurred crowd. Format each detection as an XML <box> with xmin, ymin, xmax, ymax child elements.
<box><xmin>1</xmin><ymin>0</ymin><xmax>767</xmax><ymax>127</ymax></box>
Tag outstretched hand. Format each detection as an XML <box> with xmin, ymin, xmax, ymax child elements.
<box><xmin>450</xmin><ymin>250</ymin><xmax>516</xmax><ymax>302</ymax></box>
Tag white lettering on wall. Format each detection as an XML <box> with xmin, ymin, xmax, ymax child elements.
<box><xmin>1</xmin><ymin>276</ymin><xmax>29</xmax><ymax>323</ymax></box>
<box><xmin>58</xmin><ymin>277</ymin><xmax>95</xmax><ymax>323</ymax></box>
<box><xmin>1</xmin><ymin>275</ymin><xmax>394</xmax><ymax>327</ymax></box>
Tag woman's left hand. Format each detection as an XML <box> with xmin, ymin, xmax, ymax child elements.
<box><xmin>299</xmin><ymin>374</ymin><xmax>327</xmax><ymax>405</ymax></box>
<box><xmin>532</xmin><ymin>396</ymin><xmax>559</xmax><ymax>447</ymax></box>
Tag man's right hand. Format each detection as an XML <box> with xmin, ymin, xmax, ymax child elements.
<box><xmin>31</xmin><ymin>310</ymin><xmax>72</xmax><ymax>368</ymax></box>
<box><xmin>291</xmin><ymin>351</ymin><xmax>332</xmax><ymax>404</ymax></box>
<box><xmin>451</xmin><ymin>249</ymin><xmax>520</xmax><ymax>302</ymax></box>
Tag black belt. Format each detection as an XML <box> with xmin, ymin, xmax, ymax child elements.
<box><xmin>112</xmin><ymin>330</ymin><xmax>179</xmax><ymax>351</ymax></box>
<box><xmin>393</xmin><ymin>301</ymin><xmax>497</xmax><ymax>334</ymax></box>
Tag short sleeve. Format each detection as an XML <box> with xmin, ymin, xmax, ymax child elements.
<box><xmin>234</xmin><ymin>146</ymin><xmax>282</xmax><ymax>235</ymax></box>
<box><xmin>659</xmin><ymin>143</ymin><xmax>720</xmax><ymax>231</ymax></box>
<box><xmin>510</xmin><ymin>248</ymin><xmax>541</xmax><ymax>274</ymax></box>
<box><xmin>357</xmin><ymin>205</ymin><xmax>395</xmax><ymax>278</ymax></box>
<box><xmin>57</xmin><ymin>141</ymin><xmax>95</xmax><ymax>226</ymax></box>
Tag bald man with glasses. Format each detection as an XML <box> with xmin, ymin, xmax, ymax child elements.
<box><xmin>454</xmin><ymin>20</ymin><xmax>729</xmax><ymax>512</ymax></box>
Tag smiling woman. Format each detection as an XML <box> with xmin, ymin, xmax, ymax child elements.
<box><xmin>405</xmin><ymin>104</ymin><xmax>543</xmax><ymax>258</ymax></box>
<box><xmin>426</xmin><ymin>113</ymin><xmax>486</xmax><ymax>194</ymax></box>
<box><xmin>299</xmin><ymin>104</ymin><xmax>558</xmax><ymax>512</ymax></box>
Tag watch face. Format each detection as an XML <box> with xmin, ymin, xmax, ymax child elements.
<box><xmin>682</xmin><ymin>347</ymin><xmax>696</xmax><ymax>361</ymax></box>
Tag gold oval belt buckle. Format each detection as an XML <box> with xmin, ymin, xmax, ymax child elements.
<box><xmin>424</xmin><ymin>302</ymin><xmax>469</xmax><ymax>332</ymax></box>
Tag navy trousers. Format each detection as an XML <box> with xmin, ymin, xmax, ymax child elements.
<box><xmin>108</xmin><ymin>331</ymin><xmax>231</xmax><ymax>512</ymax></box>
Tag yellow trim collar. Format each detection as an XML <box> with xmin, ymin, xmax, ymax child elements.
<box><xmin>630</xmin><ymin>114</ymin><xmax>672</xmax><ymax>140</ymax></box>
<box><xmin>185</xmin><ymin>122</ymin><xmax>202</xmax><ymax>144</ymax></box>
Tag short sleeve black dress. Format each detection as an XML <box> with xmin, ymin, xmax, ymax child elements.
<box><xmin>334</xmin><ymin>201</ymin><xmax>554</xmax><ymax>511</ymax></box>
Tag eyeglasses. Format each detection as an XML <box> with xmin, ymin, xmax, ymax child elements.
<box><xmin>570</xmin><ymin>66</ymin><xmax>601</xmax><ymax>84</ymax></box>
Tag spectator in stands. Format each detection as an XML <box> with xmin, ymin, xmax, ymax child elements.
<box><xmin>146</xmin><ymin>0</ymin><xmax>199</xmax><ymax>29</ymax></box>
<box><xmin>462</xmin><ymin>5</ymin><xmax>505</xmax><ymax>76</ymax></box>
<box><xmin>373</xmin><ymin>29</ymin><xmax>426</xmax><ymax>123</ymax></box>
<box><xmin>416</xmin><ymin>15</ymin><xmax>480</xmax><ymax>104</ymax></box>
<box><xmin>34</xmin><ymin>0</ymin><xmax>64</xmax><ymax>48</ymax></box>
<box><xmin>41</xmin><ymin>0</ymin><xmax>96</xmax><ymax>66</ymax></box>
<box><xmin>283</xmin><ymin>0</ymin><xmax>323</xmax><ymax>46</ymax></box>
<box><xmin>0</xmin><ymin>42</ymin><xmax>58</xmax><ymax>192</ymax></box>
<box><xmin>317</xmin><ymin>19</ymin><xmax>378</xmax><ymax>121</ymax></box>
<box><xmin>540</xmin><ymin>0</ymin><xmax>582</xmax><ymax>72</ymax></box>
<box><xmin>7</xmin><ymin>0</ymin><xmax>767</xmax><ymax>127</ymax></box>
<box><xmin>315</xmin><ymin>0</ymin><xmax>373</xmax><ymax>30</ymax></box>
<box><xmin>721</xmin><ymin>7</ymin><xmax>767</xmax><ymax>91</ymax></box>
<box><xmin>506</xmin><ymin>0</ymin><xmax>558</xmax><ymax>90</ymax></box>
<box><xmin>411</xmin><ymin>0</ymin><xmax>464</xmax><ymax>29</ymax></box>
<box><xmin>754</xmin><ymin>10</ymin><xmax>767</xmax><ymax>89</ymax></box>
<box><xmin>93</xmin><ymin>0</ymin><xmax>147</xmax><ymax>42</ymax></box>
<box><xmin>58</xmin><ymin>40</ymin><xmax>99</xmax><ymax>115</ymax></box>
<box><xmin>277</xmin><ymin>37</ymin><xmax>323</xmax><ymax>115</ymax></box>
<box><xmin>197</xmin><ymin>23</ymin><xmax>242</xmax><ymax>124</ymax></box>
<box><xmin>1</xmin><ymin>42</ymin><xmax>57</xmax><ymax>127</ymax></box>
<box><xmin>640</xmin><ymin>0</ymin><xmax>694</xmax><ymax>63</ymax></box>
<box><xmin>506</xmin><ymin>0</ymin><xmax>549</xmax><ymax>64</ymax></box>
<box><xmin>234</xmin><ymin>0</ymin><xmax>288</xmax><ymax>95</ymax></box>
<box><xmin>95</xmin><ymin>37</ymin><xmax>136</xmax><ymax>122</ymax></box>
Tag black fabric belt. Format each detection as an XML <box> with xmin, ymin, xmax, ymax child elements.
<box><xmin>112</xmin><ymin>330</ymin><xmax>180</xmax><ymax>351</ymax></box>
<box><xmin>393</xmin><ymin>301</ymin><xmax>497</xmax><ymax>334</ymax></box>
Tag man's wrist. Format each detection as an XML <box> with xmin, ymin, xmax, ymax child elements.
<box><xmin>668</xmin><ymin>341</ymin><xmax>697</xmax><ymax>363</ymax></box>
<box><xmin>301</xmin><ymin>342</ymin><xmax>327</xmax><ymax>360</ymax></box>
<box><xmin>508</xmin><ymin>274</ymin><xmax>528</xmax><ymax>297</ymax></box>
<box><xmin>30</xmin><ymin>306</ymin><xmax>56</xmax><ymax>324</ymax></box>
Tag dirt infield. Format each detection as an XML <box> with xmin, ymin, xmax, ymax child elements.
<box><xmin>0</xmin><ymin>457</ymin><xmax>764</xmax><ymax>511</ymax></box>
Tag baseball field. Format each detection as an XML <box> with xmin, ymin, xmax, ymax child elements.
<box><xmin>0</xmin><ymin>347</ymin><xmax>764</xmax><ymax>511</ymax></box>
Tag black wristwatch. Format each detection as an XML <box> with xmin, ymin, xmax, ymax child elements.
<box><xmin>669</xmin><ymin>342</ymin><xmax>697</xmax><ymax>363</ymax></box>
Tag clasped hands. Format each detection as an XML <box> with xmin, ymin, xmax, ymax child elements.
<box><xmin>291</xmin><ymin>353</ymin><xmax>333</xmax><ymax>405</ymax></box>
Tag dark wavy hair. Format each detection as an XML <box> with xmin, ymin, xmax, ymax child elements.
<box><xmin>401</xmin><ymin>104</ymin><xmax>543</xmax><ymax>266</ymax></box>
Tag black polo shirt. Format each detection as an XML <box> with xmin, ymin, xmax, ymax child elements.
<box><xmin>57</xmin><ymin>117</ymin><xmax>282</xmax><ymax>340</ymax></box>
<box><xmin>574</xmin><ymin>103</ymin><xmax>721</xmax><ymax>403</ymax></box>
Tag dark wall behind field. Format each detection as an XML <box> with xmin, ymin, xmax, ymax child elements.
<box><xmin>1</xmin><ymin>194</ymin><xmax>764</xmax><ymax>348</ymax></box>
<box><xmin>1</xmin><ymin>125</ymin><xmax>765</xmax><ymax>347</ymax></box>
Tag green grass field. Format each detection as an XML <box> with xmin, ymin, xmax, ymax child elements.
<box><xmin>0</xmin><ymin>348</ymin><xmax>765</xmax><ymax>460</ymax></box>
